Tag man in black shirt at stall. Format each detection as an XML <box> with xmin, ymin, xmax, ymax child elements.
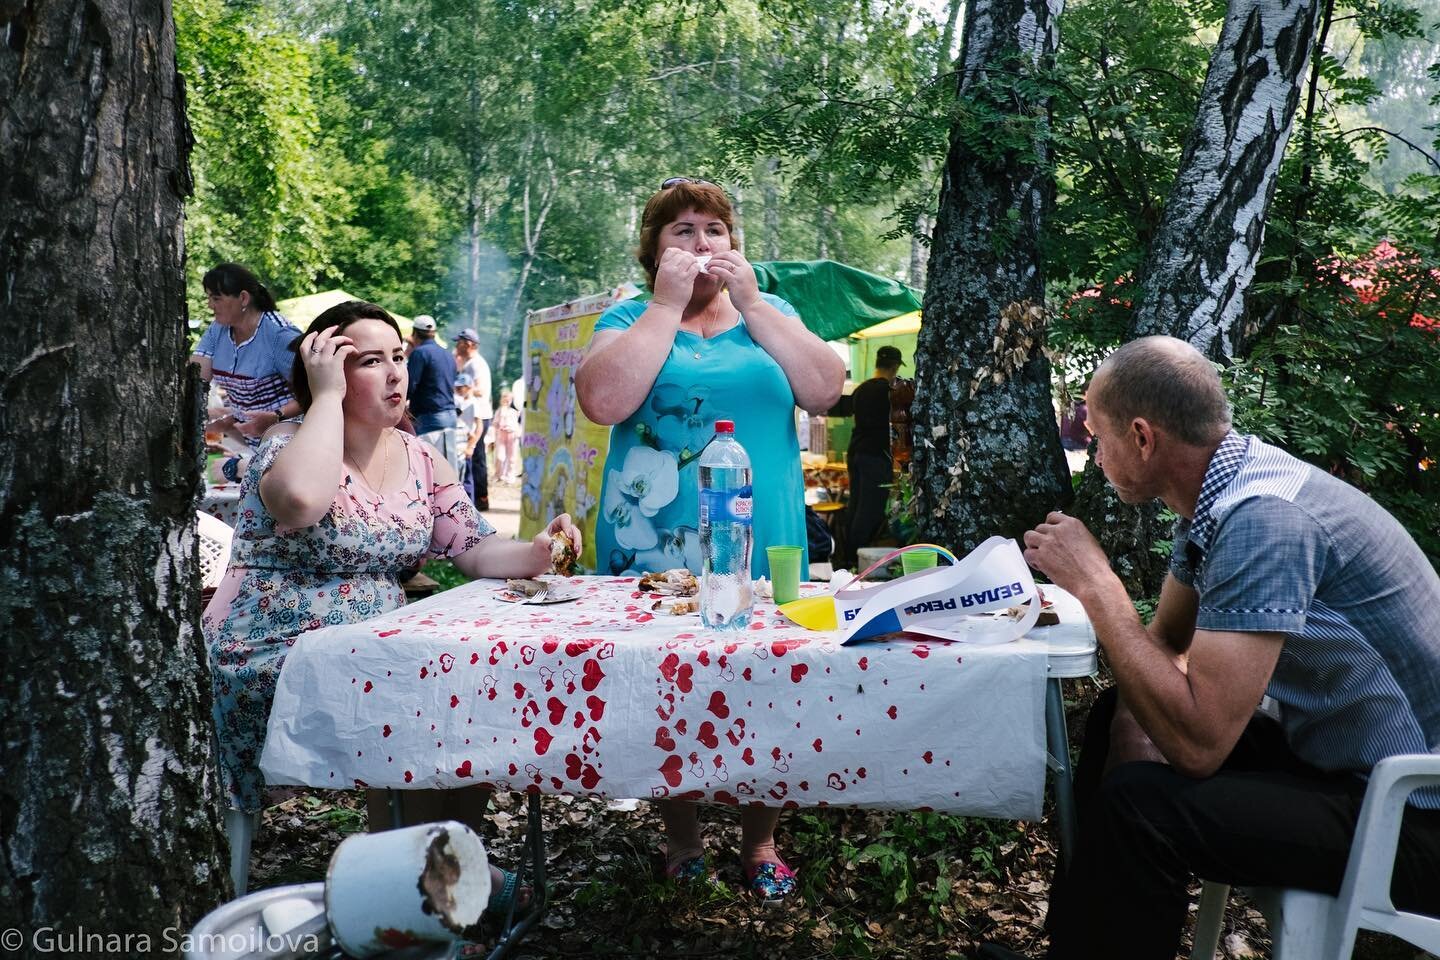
<box><xmin>845</xmin><ymin>345</ymin><xmax>903</xmax><ymax>569</ymax></box>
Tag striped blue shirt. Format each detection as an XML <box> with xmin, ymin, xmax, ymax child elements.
<box><xmin>195</xmin><ymin>311</ymin><xmax>301</xmax><ymax>447</ymax></box>
<box><xmin>1171</xmin><ymin>433</ymin><xmax>1440</xmax><ymax>806</ymax></box>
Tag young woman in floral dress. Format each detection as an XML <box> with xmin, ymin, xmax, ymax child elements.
<box><xmin>204</xmin><ymin>300</ymin><xmax>579</xmax><ymax>909</ymax></box>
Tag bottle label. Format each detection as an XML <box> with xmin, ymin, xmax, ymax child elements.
<box><xmin>700</xmin><ymin>485</ymin><xmax>753</xmax><ymax>526</ymax></box>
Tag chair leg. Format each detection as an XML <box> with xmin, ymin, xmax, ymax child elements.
<box><xmin>225</xmin><ymin>807</ymin><xmax>258</xmax><ymax>896</ymax></box>
<box><xmin>1264</xmin><ymin>889</ymin><xmax>1335</xmax><ymax>960</ymax></box>
<box><xmin>1191</xmin><ymin>881</ymin><xmax>1230</xmax><ymax>960</ymax></box>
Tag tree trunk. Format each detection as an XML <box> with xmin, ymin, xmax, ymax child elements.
<box><xmin>1073</xmin><ymin>0</ymin><xmax>1322</xmax><ymax>596</ymax></box>
<box><xmin>762</xmin><ymin>158</ymin><xmax>782</xmax><ymax>262</ymax></box>
<box><xmin>1128</xmin><ymin>0</ymin><xmax>1323</xmax><ymax>357</ymax></box>
<box><xmin>909</xmin><ymin>211</ymin><xmax>932</xmax><ymax>288</ymax></box>
<box><xmin>496</xmin><ymin>162</ymin><xmax>557</xmax><ymax>378</ymax></box>
<box><xmin>0</xmin><ymin>0</ymin><xmax>226</xmax><ymax>938</ymax></box>
<box><xmin>910</xmin><ymin>0</ymin><xmax>1071</xmax><ymax>555</ymax></box>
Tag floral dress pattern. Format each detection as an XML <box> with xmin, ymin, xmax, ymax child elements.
<box><xmin>203</xmin><ymin>430</ymin><xmax>492</xmax><ymax>811</ymax></box>
<box><xmin>592</xmin><ymin>294</ymin><xmax>807</xmax><ymax>579</ymax></box>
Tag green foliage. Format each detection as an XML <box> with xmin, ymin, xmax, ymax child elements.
<box><xmin>790</xmin><ymin>809</ymin><xmax>1028</xmax><ymax>927</ymax></box>
<box><xmin>176</xmin><ymin>0</ymin><xmax>342</xmax><ymax>309</ymax></box>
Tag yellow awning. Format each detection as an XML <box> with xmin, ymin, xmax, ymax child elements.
<box><xmin>851</xmin><ymin>310</ymin><xmax>921</xmax><ymax>338</ymax></box>
<box><xmin>275</xmin><ymin>290</ymin><xmax>428</xmax><ymax>341</ymax></box>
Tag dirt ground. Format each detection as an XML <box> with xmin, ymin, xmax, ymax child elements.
<box><xmin>246</xmin><ymin>679</ymin><xmax>1427</xmax><ymax>959</ymax></box>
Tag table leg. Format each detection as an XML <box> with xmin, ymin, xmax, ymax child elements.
<box><xmin>1045</xmin><ymin>677</ymin><xmax>1078</xmax><ymax>874</ymax></box>
<box><xmin>486</xmin><ymin>792</ymin><xmax>548</xmax><ymax>960</ymax></box>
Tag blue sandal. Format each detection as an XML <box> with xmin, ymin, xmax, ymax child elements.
<box><xmin>486</xmin><ymin>868</ymin><xmax>525</xmax><ymax>919</ymax></box>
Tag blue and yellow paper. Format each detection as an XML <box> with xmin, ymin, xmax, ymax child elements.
<box><xmin>780</xmin><ymin>537</ymin><xmax>1041</xmax><ymax>645</ymax></box>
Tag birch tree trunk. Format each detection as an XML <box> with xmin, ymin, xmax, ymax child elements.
<box><xmin>911</xmin><ymin>0</ymin><xmax>1071</xmax><ymax>554</ymax></box>
<box><xmin>496</xmin><ymin>160</ymin><xmax>558</xmax><ymax>377</ymax></box>
<box><xmin>1129</xmin><ymin>0</ymin><xmax>1323</xmax><ymax>357</ymax></box>
<box><xmin>0</xmin><ymin>0</ymin><xmax>227</xmax><ymax>936</ymax></box>
<box><xmin>1073</xmin><ymin>0</ymin><xmax>1322</xmax><ymax>595</ymax></box>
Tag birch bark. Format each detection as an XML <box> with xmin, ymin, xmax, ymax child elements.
<box><xmin>1074</xmin><ymin>0</ymin><xmax>1322</xmax><ymax>595</ymax></box>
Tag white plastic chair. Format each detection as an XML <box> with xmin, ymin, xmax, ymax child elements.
<box><xmin>1190</xmin><ymin>753</ymin><xmax>1440</xmax><ymax>959</ymax></box>
<box><xmin>197</xmin><ymin>511</ymin><xmax>234</xmax><ymax>591</ymax></box>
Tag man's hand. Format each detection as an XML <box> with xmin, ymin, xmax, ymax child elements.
<box><xmin>1022</xmin><ymin>511</ymin><xmax>1117</xmax><ymax>601</ymax></box>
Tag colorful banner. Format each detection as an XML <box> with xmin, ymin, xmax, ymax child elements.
<box><xmin>518</xmin><ymin>286</ymin><xmax>638</xmax><ymax>572</ymax></box>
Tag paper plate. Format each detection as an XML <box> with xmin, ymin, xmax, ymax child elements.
<box><xmin>494</xmin><ymin>582</ymin><xmax>582</xmax><ymax>604</ymax></box>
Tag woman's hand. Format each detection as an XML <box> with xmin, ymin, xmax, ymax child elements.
<box><xmin>652</xmin><ymin>247</ymin><xmax>703</xmax><ymax>310</ymax></box>
<box><xmin>707</xmin><ymin>250</ymin><xmax>762</xmax><ymax>314</ymax></box>
<box><xmin>532</xmin><ymin>512</ymin><xmax>583</xmax><ymax>565</ymax></box>
<box><xmin>236</xmin><ymin>409</ymin><xmax>280</xmax><ymax>438</ymax></box>
<box><xmin>300</xmin><ymin>327</ymin><xmax>356</xmax><ymax>404</ymax></box>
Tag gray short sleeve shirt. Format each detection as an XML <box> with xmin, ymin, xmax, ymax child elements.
<box><xmin>1170</xmin><ymin>433</ymin><xmax>1440</xmax><ymax>806</ymax></box>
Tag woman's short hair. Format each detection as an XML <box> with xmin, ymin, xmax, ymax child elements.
<box><xmin>289</xmin><ymin>301</ymin><xmax>403</xmax><ymax>411</ymax></box>
<box><xmin>636</xmin><ymin>181</ymin><xmax>736</xmax><ymax>288</ymax></box>
<box><xmin>1091</xmin><ymin>336</ymin><xmax>1232</xmax><ymax>446</ymax></box>
<box><xmin>202</xmin><ymin>262</ymin><xmax>278</xmax><ymax>313</ymax></box>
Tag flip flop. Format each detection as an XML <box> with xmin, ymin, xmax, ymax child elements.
<box><xmin>486</xmin><ymin>867</ymin><xmax>526</xmax><ymax>920</ymax></box>
<box><xmin>742</xmin><ymin>859</ymin><xmax>797</xmax><ymax>904</ymax></box>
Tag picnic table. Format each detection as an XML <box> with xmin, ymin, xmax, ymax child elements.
<box><xmin>261</xmin><ymin>576</ymin><xmax>1096</xmax><ymax>953</ymax></box>
<box><xmin>200</xmin><ymin>481</ymin><xmax>242</xmax><ymax>528</ymax></box>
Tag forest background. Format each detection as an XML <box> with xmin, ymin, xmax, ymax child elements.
<box><xmin>179</xmin><ymin>0</ymin><xmax>1440</xmax><ymax>562</ymax></box>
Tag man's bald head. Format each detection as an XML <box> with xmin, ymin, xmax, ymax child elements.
<box><xmin>1090</xmin><ymin>336</ymin><xmax>1231</xmax><ymax>447</ymax></box>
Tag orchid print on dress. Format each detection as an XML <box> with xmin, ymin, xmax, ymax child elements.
<box><xmin>647</xmin><ymin>383</ymin><xmax>714</xmax><ymax>466</ymax></box>
<box><xmin>602</xmin><ymin>446</ymin><xmax>679</xmax><ymax>551</ymax></box>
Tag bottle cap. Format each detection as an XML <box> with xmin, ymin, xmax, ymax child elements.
<box><xmin>714</xmin><ymin>419</ymin><xmax>735</xmax><ymax>434</ymax></box>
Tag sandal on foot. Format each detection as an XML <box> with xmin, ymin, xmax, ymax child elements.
<box><xmin>665</xmin><ymin>854</ymin><xmax>711</xmax><ymax>883</ymax></box>
<box><xmin>742</xmin><ymin>859</ymin><xmax>797</xmax><ymax>904</ymax></box>
<box><xmin>486</xmin><ymin>868</ymin><xmax>526</xmax><ymax>919</ymax></box>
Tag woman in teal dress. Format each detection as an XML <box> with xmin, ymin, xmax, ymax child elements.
<box><xmin>575</xmin><ymin>179</ymin><xmax>845</xmax><ymax>902</ymax></box>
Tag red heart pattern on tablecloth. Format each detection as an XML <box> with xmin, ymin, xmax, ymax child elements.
<box><xmin>298</xmin><ymin>576</ymin><xmax>1004</xmax><ymax>815</ymax></box>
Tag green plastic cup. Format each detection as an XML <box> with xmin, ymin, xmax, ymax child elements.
<box><xmin>900</xmin><ymin>548</ymin><xmax>939</xmax><ymax>576</ymax></box>
<box><xmin>767</xmin><ymin>545</ymin><xmax>804</xmax><ymax>605</ymax></box>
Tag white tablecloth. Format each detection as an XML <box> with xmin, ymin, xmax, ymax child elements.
<box><xmin>200</xmin><ymin>482</ymin><xmax>242</xmax><ymax>528</ymax></box>
<box><xmin>263</xmin><ymin>578</ymin><xmax>1094</xmax><ymax>819</ymax></box>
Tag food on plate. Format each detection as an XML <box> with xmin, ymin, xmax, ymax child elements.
<box><xmin>1004</xmin><ymin>600</ymin><xmax>1060</xmax><ymax>626</ymax></box>
<box><xmin>651</xmin><ymin>597</ymin><xmax>700</xmax><ymax>615</ymax></box>
<box><xmin>638</xmin><ymin>568</ymin><xmax>699</xmax><ymax>596</ymax></box>
<box><xmin>549</xmin><ymin>530</ymin><xmax>577</xmax><ymax>577</ymax></box>
<box><xmin>505</xmin><ymin>578</ymin><xmax>549</xmax><ymax>598</ymax></box>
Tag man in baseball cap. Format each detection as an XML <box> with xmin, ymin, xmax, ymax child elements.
<box><xmin>845</xmin><ymin>345</ymin><xmax>905</xmax><ymax>567</ymax></box>
<box><xmin>406</xmin><ymin>313</ymin><xmax>458</xmax><ymax>473</ymax></box>
<box><xmin>454</xmin><ymin>327</ymin><xmax>493</xmax><ymax>510</ymax></box>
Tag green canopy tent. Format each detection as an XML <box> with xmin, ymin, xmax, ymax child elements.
<box><xmin>634</xmin><ymin>260</ymin><xmax>923</xmax><ymax>344</ymax></box>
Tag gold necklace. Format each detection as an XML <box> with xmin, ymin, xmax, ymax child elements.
<box><xmin>348</xmin><ymin>431</ymin><xmax>393</xmax><ymax>491</ymax></box>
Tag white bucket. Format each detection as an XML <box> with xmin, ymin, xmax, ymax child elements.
<box><xmin>325</xmin><ymin>820</ymin><xmax>491</xmax><ymax>958</ymax></box>
<box><xmin>184</xmin><ymin>882</ymin><xmax>335</xmax><ymax>959</ymax></box>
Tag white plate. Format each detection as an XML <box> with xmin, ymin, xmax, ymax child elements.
<box><xmin>494</xmin><ymin>582</ymin><xmax>583</xmax><ymax>605</ymax></box>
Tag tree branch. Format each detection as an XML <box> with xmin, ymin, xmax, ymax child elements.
<box><xmin>1342</xmin><ymin>126</ymin><xmax>1440</xmax><ymax>172</ymax></box>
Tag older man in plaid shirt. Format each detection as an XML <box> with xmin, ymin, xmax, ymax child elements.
<box><xmin>985</xmin><ymin>336</ymin><xmax>1440</xmax><ymax>960</ymax></box>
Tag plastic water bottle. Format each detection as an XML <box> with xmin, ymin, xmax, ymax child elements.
<box><xmin>698</xmin><ymin>419</ymin><xmax>753</xmax><ymax>630</ymax></box>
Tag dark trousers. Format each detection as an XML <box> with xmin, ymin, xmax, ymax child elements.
<box><xmin>1047</xmin><ymin>687</ymin><xmax>1440</xmax><ymax>960</ymax></box>
<box><xmin>845</xmin><ymin>452</ymin><xmax>891</xmax><ymax>566</ymax></box>
<box><xmin>463</xmin><ymin>418</ymin><xmax>490</xmax><ymax>506</ymax></box>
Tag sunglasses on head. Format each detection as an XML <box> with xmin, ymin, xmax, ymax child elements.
<box><xmin>661</xmin><ymin>177</ymin><xmax>717</xmax><ymax>189</ymax></box>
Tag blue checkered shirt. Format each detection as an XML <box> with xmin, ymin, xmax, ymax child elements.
<box><xmin>1171</xmin><ymin>433</ymin><xmax>1440</xmax><ymax>806</ymax></box>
